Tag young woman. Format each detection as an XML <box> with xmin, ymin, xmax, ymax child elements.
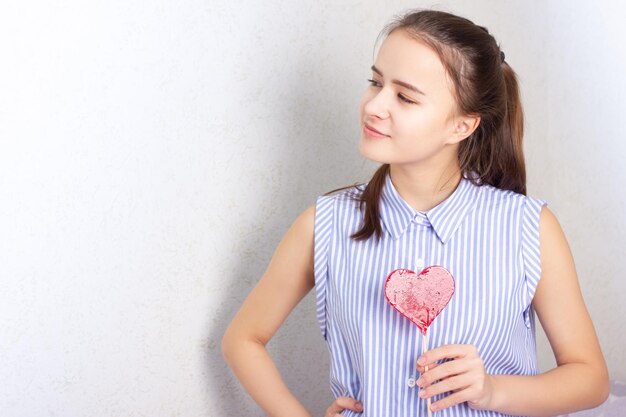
<box><xmin>222</xmin><ymin>9</ymin><xmax>609</xmax><ymax>417</ymax></box>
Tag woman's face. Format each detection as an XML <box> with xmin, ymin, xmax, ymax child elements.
<box><xmin>358</xmin><ymin>29</ymin><xmax>468</xmax><ymax>167</ymax></box>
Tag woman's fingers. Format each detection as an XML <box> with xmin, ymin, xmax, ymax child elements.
<box><xmin>335</xmin><ymin>396</ymin><xmax>362</xmax><ymax>411</ymax></box>
<box><xmin>416</xmin><ymin>360</ymin><xmax>439</xmax><ymax>374</ymax></box>
<box><xmin>324</xmin><ymin>396</ymin><xmax>364</xmax><ymax>417</ymax></box>
<box><xmin>418</xmin><ymin>344</ymin><xmax>478</xmax><ymax>367</ymax></box>
<box><xmin>413</xmin><ymin>344</ymin><xmax>493</xmax><ymax>412</ymax></box>
<box><xmin>429</xmin><ymin>389</ymin><xmax>472</xmax><ymax>412</ymax></box>
<box><xmin>419</xmin><ymin>373</ymin><xmax>473</xmax><ymax>398</ymax></box>
<box><xmin>417</xmin><ymin>357</ymin><xmax>469</xmax><ymax>386</ymax></box>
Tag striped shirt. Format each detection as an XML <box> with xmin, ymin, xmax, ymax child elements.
<box><xmin>313</xmin><ymin>169</ymin><xmax>547</xmax><ymax>417</ymax></box>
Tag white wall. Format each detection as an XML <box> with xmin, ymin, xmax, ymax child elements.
<box><xmin>0</xmin><ymin>1</ymin><xmax>623</xmax><ymax>416</ymax></box>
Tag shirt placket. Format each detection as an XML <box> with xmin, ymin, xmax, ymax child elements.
<box><xmin>405</xmin><ymin>213</ymin><xmax>432</xmax><ymax>395</ymax></box>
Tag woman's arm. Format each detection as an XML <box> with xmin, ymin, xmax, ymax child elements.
<box><xmin>221</xmin><ymin>204</ymin><xmax>317</xmax><ymax>417</ymax></box>
<box><xmin>488</xmin><ymin>205</ymin><xmax>610</xmax><ymax>415</ymax></box>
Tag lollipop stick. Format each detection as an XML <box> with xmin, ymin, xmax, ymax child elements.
<box><xmin>422</xmin><ymin>332</ymin><xmax>432</xmax><ymax>417</ymax></box>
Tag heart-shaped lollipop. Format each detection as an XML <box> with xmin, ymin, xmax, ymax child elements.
<box><xmin>384</xmin><ymin>266</ymin><xmax>455</xmax><ymax>335</ymax></box>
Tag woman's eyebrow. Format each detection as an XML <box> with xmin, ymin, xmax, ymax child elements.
<box><xmin>371</xmin><ymin>65</ymin><xmax>426</xmax><ymax>96</ymax></box>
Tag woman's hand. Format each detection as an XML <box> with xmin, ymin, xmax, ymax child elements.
<box><xmin>324</xmin><ymin>396</ymin><xmax>363</xmax><ymax>416</ymax></box>
<box><xmin>415</xmin><ymin>344</ymin><xmax>495</xmax><ymax>412</ymax></box>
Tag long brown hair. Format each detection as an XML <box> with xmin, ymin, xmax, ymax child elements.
<box><xmin>324</xmin><ymin>9</ymin><xmax>527</xmax><ymax>242</ymax></box>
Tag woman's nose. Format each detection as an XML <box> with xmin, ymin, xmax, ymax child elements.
<box><xmin>364</xmin><ymin>89</ymin><xmax>391</xmax><ymax>119</ymax></box>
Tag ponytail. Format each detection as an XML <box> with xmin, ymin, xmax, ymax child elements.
<box><xmin>457</xmin><ymin>61</ymin><xmax>527</xmax><ymax>195</ymax></box>
<box><xmin>322</xmin><ymin>164</ymin><xmax>388</xmax><ymax>242</ymax></box>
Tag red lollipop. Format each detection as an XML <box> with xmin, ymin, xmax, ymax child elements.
<box><xmin>384</xmin><ymin>266</ymin><xmax>455</xmax><ymax>335</ymax></box>
<box><xmin>384</xmin><ymin>265</ymin><xmax>455</xmax><ymax>416</ymax></box>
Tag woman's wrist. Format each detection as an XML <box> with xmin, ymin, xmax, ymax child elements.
<box><xmin>485</xmin><ymin>374</ymin><xmax>505</xmax><ymax>412</ymax></box>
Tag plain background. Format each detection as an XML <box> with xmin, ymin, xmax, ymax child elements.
<box><xmin>1</xmin><ymin>1</ymin><xmax>624</xmax><ymax>416</ymax></box>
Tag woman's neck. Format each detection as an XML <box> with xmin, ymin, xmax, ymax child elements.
<box><xmin>388</xmin><ymin>164</ymin><xmax>462</xmax><ymax>212</ymax></box>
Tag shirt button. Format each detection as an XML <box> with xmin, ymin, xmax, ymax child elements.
<box><xmin>407</xmin><ymin>377</ymin><xmax>416</xmax><ymax>388</ymax></box>
<box><xmin>416</xmin><ymin>258</ymin><xmax>425</xmax><ymax>270</ymax></box>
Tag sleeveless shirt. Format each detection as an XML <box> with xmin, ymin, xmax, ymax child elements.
<box><xmin>313</xmin><ymin>170</ymin><xmax>548</xmax><ymax>417</ymax></box>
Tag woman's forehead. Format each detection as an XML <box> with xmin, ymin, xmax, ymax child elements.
<box><xmin>374</xmin><ymin>30</ymin><xmax>451</xmax><ymax>96</ymax></box>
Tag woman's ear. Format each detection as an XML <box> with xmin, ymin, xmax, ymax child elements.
<box><xmin>448</xmin><ymin>114</ymin><xmax>480</xmax><ymax>144</ymax></box>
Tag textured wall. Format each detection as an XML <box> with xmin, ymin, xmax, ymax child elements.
<box><xmin>0</xmin><ymin>1</ymin><xmax>623</xmax><ymax>416</ymax></box>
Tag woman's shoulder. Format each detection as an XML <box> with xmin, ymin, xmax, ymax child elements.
<box><xmin>477</xmin><ymin>181</ymin><xmax>546</xmax><ymax>209</ymax></box>
<box><xmin>311</xmin><ymin>182</ymin><xmax>367</xmax><ymax>229</ymax></box>
<box><xmin>471</xmin><ymin>182</ymin><xmax>548</xmax><ymax>230</ymax></box>
<box><xmin>316</xmin><ymin>182</ymin><xmax>366</xmax><ymax>206</ymax></box>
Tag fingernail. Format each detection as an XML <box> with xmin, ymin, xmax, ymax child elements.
<box><xmin>355</xmin><ymin>402</ymin><xmax>363</xmax><ymax>411</ymax></box>
<box><xmin>417</xmin><ymin>356</ymin><xmax>426</xmax><ymax>365</ymax></box>
<box><xmin>416</xmin><ymin>377</ymin><xmax>424</xmax><ymax>386</ymax></box>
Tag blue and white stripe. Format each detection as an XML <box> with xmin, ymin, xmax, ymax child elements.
<box><xmin>313</xmin><ymin>169</ymin><xmax>547</xmax><ymax>417</ymax></box>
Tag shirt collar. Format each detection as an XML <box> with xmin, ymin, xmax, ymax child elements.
<box><xmin>379</xmin><ymin>170</ymin><xmax>483</xmax><ymax>244</ymax></box>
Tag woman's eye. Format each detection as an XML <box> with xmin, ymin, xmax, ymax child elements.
<box><xmin>398</xmin><ymin>95</ymin><xmax>415</xmax><ymax>104</ymax></box>
<box><xmin>366</xmin><ymin>79</ymin><xmax>416</xmax><ymax>105</ymax></box>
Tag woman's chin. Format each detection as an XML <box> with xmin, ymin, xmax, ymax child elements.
<box><xmin>359</xmin><ymin>149</ymin><xmax>390</xmax><ymax>165</ymax></box>
<box><xmin>359</xmin><ymin>141</ymin><xmax>390</xmax><ymax>164</ymax></box>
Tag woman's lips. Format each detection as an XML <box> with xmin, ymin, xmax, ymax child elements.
<box><xmin>363</xmin><ymin>124</ymin><xmax>389</xmax><ymax>138</ymax></box>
